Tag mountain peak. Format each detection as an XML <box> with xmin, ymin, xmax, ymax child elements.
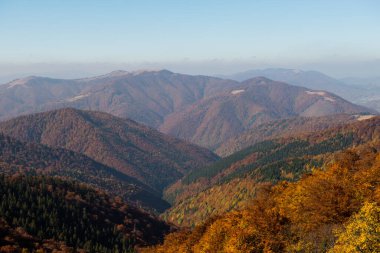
<box><xmin>106</xmin><ymin>70</ymin><xmax>130</xmax><ymax>76</ymax></box>
<box><xmin>242</xmin><ymin>76</ymin><xmax>275</xmax><ymax>84</ymax></box>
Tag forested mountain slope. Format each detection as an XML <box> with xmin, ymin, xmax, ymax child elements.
<box><xmin>144</xmin><ymin>142</ymin><xmax>380</xmax><ymax>253</ymax></box>
<box><xmin>0</xmin><ymin>133</ymin><xmax>169</xmax><ymax>212</ymax></box>
<box><xmin>0</xmin><ymin>108</ymin><xmax>219</xmax><ymax>192</ymax></box>
<box><xmin>216</xmin><ymin>114</ymin><xmax>370</xmax><ymax>156</ymax></box>
<box><xmin>162</xmin><ymin>117</ymin><xmax>380</xmax><ymax>226</ymax></box>
<box><xmin>0</xmin><ymin>175</ymin><xmax>171</xmax><ymax>252</ymax></box>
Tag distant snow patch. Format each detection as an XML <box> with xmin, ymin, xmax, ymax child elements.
<box><xmin>356</xmin><ymin>115</ymin><xmax>376</xmax><ymax>121</ymax></box>
<box><xmin>306</xmin><ymin>91</ymin><xmax>327</xmax><ymax>96</ymax></box>
<box><xmin>231</xmin><ymin>89</ymin><xmax>245</xmax><ymax>95</ymax></box>
<box><xmin>305</xmin><ymin>91</ymin><xmax>335</xmax><ymax>102</ymax></box>
<box><xmin>67</xmin><ymin>93</ymin><xmax>90</xmax><ymax>102</ymax></box>
<box><xmin>323</xmin><ymin>97</ymin><xmax>335</xmax><ymax>102</ymax></box>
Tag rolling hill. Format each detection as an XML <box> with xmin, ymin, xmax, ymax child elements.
<box><xmin>0</xmin><ymin>108</ymin><xmax>219</xmax><ymax>192</ymax></box>
<box><xmin>160</xmin><ymin>77</ymin><xmax>374</xmax><ymax>150</ymax></box>
<box><xmin>0</xmin><ymin>133</ymin><xmax>169</xmax><ymax>212</ymax></box>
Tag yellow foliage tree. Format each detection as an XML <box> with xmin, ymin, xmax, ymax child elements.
<box><xmin>329</xmin><ymin>202</ymin><xmax>380</xmax><ymax>253</ymax></box>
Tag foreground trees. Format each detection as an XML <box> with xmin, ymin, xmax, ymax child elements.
<box><xmin>143</xmin><ymin>145</ymin><xmax>380</xmax><ymax>252</ymax></box>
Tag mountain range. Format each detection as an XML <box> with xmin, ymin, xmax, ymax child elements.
<box><xmin>0</xmin><ymin>70</ymin><xmax>238</xmax><ymax>127</ymax></box>
<box><xmin>0</xmin><ymin>70</ymin><xmax>375</xmax><ymax>152</ymax></box>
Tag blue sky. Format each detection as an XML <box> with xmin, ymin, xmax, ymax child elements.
<box><xmin>0</xmin><ymin>0</ymin><xmax>379</xmax><ymax>78</ymax></box>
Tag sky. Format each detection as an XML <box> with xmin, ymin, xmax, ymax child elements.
<box><xmin>0</xmin><ymin>0</ymin><xmax>379</xmax><ymax>80</ymax></box>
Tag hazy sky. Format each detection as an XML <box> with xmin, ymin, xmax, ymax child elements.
<box><xmin>0</xmin><ymin>0</ymin><xmax>379</xmax><ymax>80</ymax></box>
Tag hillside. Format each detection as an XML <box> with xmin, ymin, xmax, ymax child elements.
<box><xmin>0</xmin><ymin>133</ymin><xmax>169</xmax><ymax>212</ymax></box>
<box><xmin>0</xmin><ymin>175</ymin><xmax>172</xmax><ymax>252</ymax></box>
<box><xmin>216</xmin><ymin>114</ymin><xmax>367</xmax><ymax>156</ymax></box>
<box><xmin>0</xmin><ymin>108</ymin><xmax>219</xmax><ymax>192</ymax></box>
<box><xmin>160</xmin><ymin>77</ymin><xmax>373</xmax><ymax>150</ymax></box>
<box><xmin>162</xmin><ymin>117</ymin><xmax>380</xmax><ymax>226</ymax></box>
<box><xmin>143</xmin><ymin>143</ymin><xmax>380</xmax><ymax>253</ymax></box>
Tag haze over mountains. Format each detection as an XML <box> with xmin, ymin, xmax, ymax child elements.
<box><xmin>2</xmin><ymin>0</ymin><xmax>379</xmax><ymax>250</ymax></box>
<box><xmin>0</xmin><ymin>69</ymin><xmax>376</xmax><ymax>152</ymax></box>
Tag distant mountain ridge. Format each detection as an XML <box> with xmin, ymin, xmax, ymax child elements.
<box><xmin>160</xmin><ymin>77</ymin><xmax>373</xmax><ymax>150</ymax></box>
<box><xmin>220</xmin><ymin>68</ymin><xmax>380</xmax><ymax>112</ymax></box>
<box><xmin>0</xmin><ymin>70</ymin><xmax>240</xmax><ymax>127</ymax></box>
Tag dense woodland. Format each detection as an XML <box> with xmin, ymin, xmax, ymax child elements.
<box><xmin>0</xmin><ymin>133</ymin><xmax>169</xmax><ymax>212</ymax></box>
<box><xmin>0</xmin><ymin>175</ymin><xmax>171</xmax><ymax>252</ymax></box>
<box><xmin>0</xmin><ymin>108</ymin><xmax>219</xmax><ymax>193</ymax></box>
<box><xmin>0</xmin><ymin>217</ymin><xmax>78</xmax><ymax>253</ymax></box>
<box><xmin>143</xmin><ymin>144</ymin><xmax>380</xmax><ymax>252</ymax></box>
<box><xmin>162</xmin><ymin>117</ymin><xmax>380</xmax><ymax>227</ymax></box>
